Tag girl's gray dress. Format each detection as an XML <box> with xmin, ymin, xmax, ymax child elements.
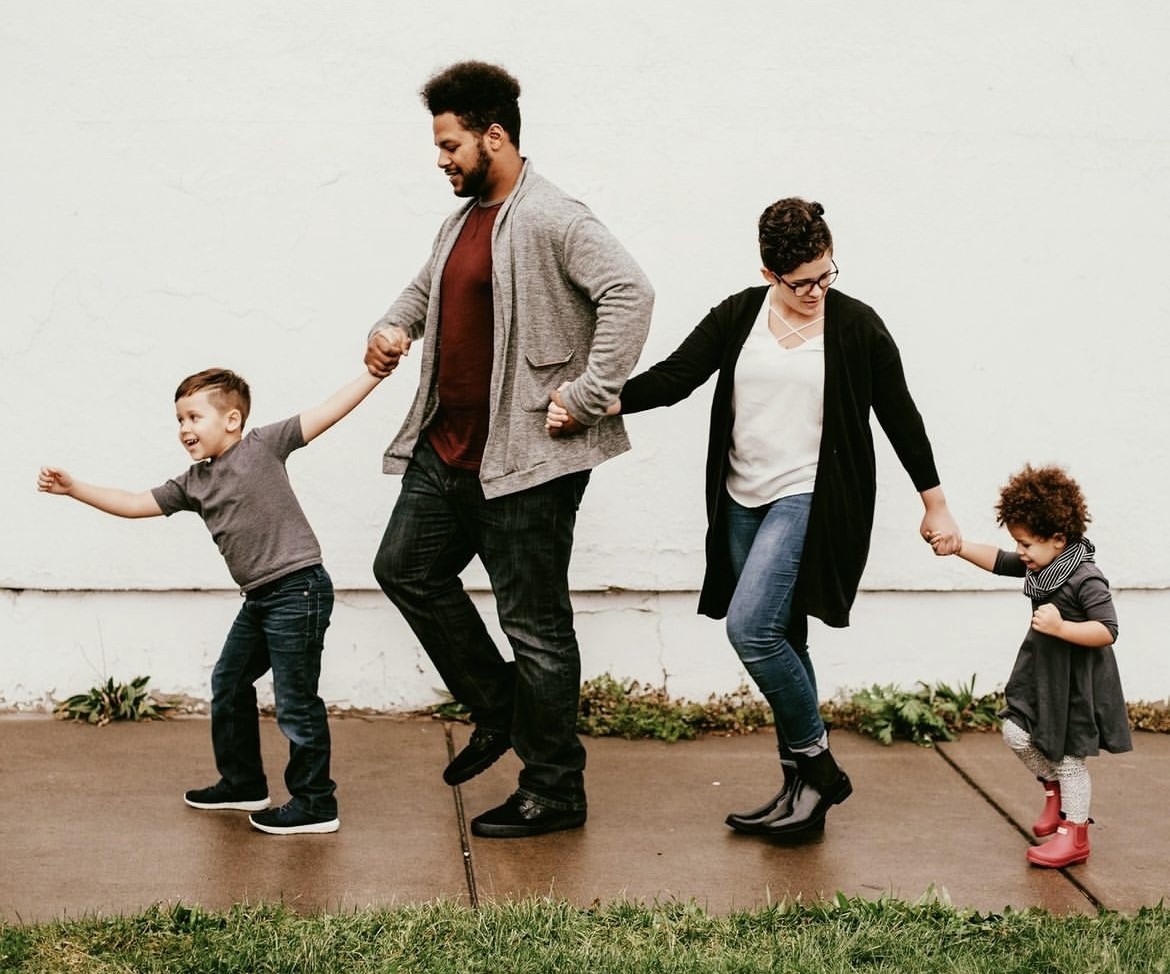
<box><xmin>994</xmin><ymin>550</ymin><xmax>1133</xmax><ymax>763</ymax></box>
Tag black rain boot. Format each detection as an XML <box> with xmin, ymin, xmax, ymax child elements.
<box><xmin>725</xmin><ymin>756</ymin><xmax>798</xmax><ymax>832</ymax></box>
<box><xmin>755</xmin><ymin>748</ymin><xmax>851</xmax><ymax>839</ymax></box>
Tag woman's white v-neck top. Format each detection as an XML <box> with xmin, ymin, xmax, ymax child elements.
<box><xmin>726</xmin><ymin>299</ymin><xmax>825</xmax><ymax>507</ymax></box>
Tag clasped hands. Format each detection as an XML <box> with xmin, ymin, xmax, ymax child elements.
<box><xmin>544</xmin><ymin>383</ymin><xmax>620</xmax><ymax>438</ymax></box>
<box><xmin>544</xmin><ymin>385</ymin><xmax>584</xmax><ymax>438</ymax></box>
<box><xmin>365</xmin><ymin>326</ymin><xmax>412</xmax><ymax>378</ymax></box>
<box><xmin>924</xmin><ymin>526</ymin><xmax>963</xmax><ymax>557</ymax></box>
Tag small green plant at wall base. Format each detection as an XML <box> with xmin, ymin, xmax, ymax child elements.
<box><xmin>428</xmin><ymin>675</ymin><xmax>774</xmax><ymax>743</ymax></box>
<box><xmin>427</xmin><ymin>674</ymin><xmax>1158</xmax><ymax>745</ymax></box>
<box><xmin>821</xmin><ymin>676</ymin><xmax>1006</xmax><ymax>747</ymax></box>
<box><xmin>847</xmin><ymin>684</ymin><xmax>957</xmax><ymax>746</ymax></box>
<box><xmin>430</xmin><ymin>698</ymin><xmax>471</xmax><ymax>723</ymax></box>
<box><xmin>577</xmin><ymin>674</ymin><xmax>774</xmax><ymax>742</ymax></box>
<box><xmin>53</xmin><ymin>676</ymin><xmax>166</xmax><ymax>727</ymax></box>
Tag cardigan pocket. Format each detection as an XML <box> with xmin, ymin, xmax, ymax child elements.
<box><xmin>520</xmin><ymin>348</ymin><xmax>577</xmax><ymax>411</ymax></box>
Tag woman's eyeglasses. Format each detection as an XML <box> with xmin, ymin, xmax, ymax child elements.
<box><xmin>777</xmin><ymin>261</ymin><xmax>839</xmax><ymax>297</ymax></box>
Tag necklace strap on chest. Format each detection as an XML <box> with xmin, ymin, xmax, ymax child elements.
<box><xmin>768</xmin><ymin>302</ymin><xmax>823</xmax><ymax>345</ymax></box>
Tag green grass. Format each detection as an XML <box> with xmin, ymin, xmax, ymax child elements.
<box><xmin>3</xmin><ymin>898</ymin><xmax>1169</xmax><ymax>973</ymax></box>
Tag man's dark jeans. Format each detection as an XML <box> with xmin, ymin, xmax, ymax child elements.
<box><xmin>210</xmin><ymin>564</ymin><xmax>337</xmax><ymax>818</ymax></box>
<box><xmin>374</xmin><ymin>439</ymin><xmax>590</xmax><ymax>811</ymax></box>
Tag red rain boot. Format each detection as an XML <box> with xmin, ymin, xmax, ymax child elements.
<box><xmin>1027</xmin><ymin>820</ymin><xmax>1090</xmax><ymax>868</ymax></box>
<box><xmin>1033</xmin><ymin>779</ymin><xmax>1062</xmax><ymax>837</ymax></box>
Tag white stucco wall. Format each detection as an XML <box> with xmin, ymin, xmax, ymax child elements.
<box><xmin>3</xmin><ymin>1</ymin><xmax>1168</xmax><ymax>710</ymax></box>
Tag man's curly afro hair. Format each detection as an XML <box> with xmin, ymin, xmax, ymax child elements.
<box><xmin>421</xmin><ymin>60</ymin><xmax>522</xmax><ymax>147</ymax></box>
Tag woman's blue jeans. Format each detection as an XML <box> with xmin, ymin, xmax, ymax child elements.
<box><xmin>210</xmin><ymin>564</ymin><xmax>337</xmax><ymax>818</ymax></box>
<box><xmin>372</xmin><ymin>439</ymin><xmax>590</xmax><ymax>812</ymax></box>
<box><xmin>725</xmin><ymin>492</ymin><xmax>825</xmax><ymax>751</ymax></box>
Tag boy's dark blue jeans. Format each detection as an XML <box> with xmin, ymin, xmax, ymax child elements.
<box><xmin>374</xmin><ymin>439</ymin><xmax>590</xmax><ymax>812</ymax></box>
<box><xmin>210</xmin><ymin>564</ymin><xmax>337</xmax><ymax>818</ymax></box>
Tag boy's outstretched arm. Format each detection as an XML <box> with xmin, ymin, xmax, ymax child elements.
<box><xmin>300</xmin><ymin>371</ymin><xmax>385</xmax><ymax>444</ymax></box>
<box><xmin>37</xmin><ymin>467</ymin><xmax>163</xmax><ymax>518</ymax></box>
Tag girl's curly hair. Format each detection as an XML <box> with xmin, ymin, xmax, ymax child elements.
<box><xmin>758</xmin><ymin>198</ymin><xmax>833</xmax><ymax>277</ymax></box>
<box><xmin>996</xmin><ymin>464</ymin><xmax>1090</xmax><ymax>540</ymax></box>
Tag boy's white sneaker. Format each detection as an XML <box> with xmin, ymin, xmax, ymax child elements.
<box><xmin>249</xmin><ymin>801</ymin><xmax>340</xmax><ymax>835</ymax></box>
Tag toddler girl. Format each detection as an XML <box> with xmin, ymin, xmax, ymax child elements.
<box><xmin>935</xmin><ymin>464</ymin><xmax>1131</xmax><ymax>867</ymax></box>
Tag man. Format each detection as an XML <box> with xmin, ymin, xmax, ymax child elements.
<box><xmin>365</xmin><ymin>61</ymin><xmax>653</xmax><ymax>838</ymax></box>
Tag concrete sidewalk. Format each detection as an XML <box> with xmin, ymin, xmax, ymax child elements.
<box><xmin>1</xmin><ymin>715</ymin><xmax>1164</xmax><ymax>924</ymax></box>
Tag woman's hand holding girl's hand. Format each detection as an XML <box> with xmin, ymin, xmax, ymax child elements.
<box><xmin>921</xmin><ymin>518</ymin><xmax>962</xmax><ymax>556</ymax></box>
<box><xmin>918</xmin><ymin>487</ymin><xmax>962</xmax><ymax>556</ymax></box>
<box><xmin>926</xmin><ymin>531</ymin><xmax>952</xmax><ymax>555</ymax></box>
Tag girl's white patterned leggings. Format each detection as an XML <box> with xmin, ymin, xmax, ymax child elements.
<box><xmin>1002</xmin><ymin>718</ymin><xmax>1091</xmax><ymax>823</ymax></box>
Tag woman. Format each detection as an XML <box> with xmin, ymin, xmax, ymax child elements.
<box><xmin>548</xmin><ymin>198</ymin><xmax>962</xmax><ymax>840</ymax></box>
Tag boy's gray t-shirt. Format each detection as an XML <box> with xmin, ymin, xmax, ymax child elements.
<box><xmin>151</xmin><ymin>416</ymin><xmax>322</xmax><ymax>591</ymax></box>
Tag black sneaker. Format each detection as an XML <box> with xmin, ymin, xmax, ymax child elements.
<box><xmin>184</xmin><ymin>781</ymin><xmax>270</xmax><ymax>812</ymax></box>
<box><xmin>249</xmin><ymin>801</ymin><xmax>340</xmax><ymax>835</ymax></box>
<box><xmin>470</xmin><ymin>793</ymin><xmax>586</xmax><ymax>838</ymax></box>
<box><xmin>443</xmin><ymin>726</ymin><xmax>512</xmax><ymax>785</ymax></box>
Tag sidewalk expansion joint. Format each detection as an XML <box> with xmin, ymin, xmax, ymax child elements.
<box><xmin>933</xmin><ymin>745</ymin><xmax>1103</xmax><ymax>911</ymax></box>
<box><xmin>444</xmin><ymin>723</ymin><xmax>480</xmax><ymax>909</ymax></box>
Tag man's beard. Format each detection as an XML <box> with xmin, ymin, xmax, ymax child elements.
<box><xmin>452</xmin><ymin>141</ymin><xmax>492</xmax><ymax>199</ymax></box>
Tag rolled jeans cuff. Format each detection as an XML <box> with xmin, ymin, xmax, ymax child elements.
<box><xmin>516</xmin><ymin>787</ymin><xmax>587</xmax><ymax>814</ymax></box>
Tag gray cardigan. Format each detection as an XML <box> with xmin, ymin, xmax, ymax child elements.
<box><xmin>373</xmin><ymin>161</ymin><xmax>654</xmax><ymax>498</ymax></box>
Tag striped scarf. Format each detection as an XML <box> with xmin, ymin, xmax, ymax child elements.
<box><xmin>1023</xmin><ymin>537</ymin><xmax>1095</xmax><ymax>599</ymax></box>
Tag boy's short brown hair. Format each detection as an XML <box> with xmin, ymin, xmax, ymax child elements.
<box><xmin>175</xmin><ymin>368</ymin><xmax>251</xmax><ymax>426</ymax></box>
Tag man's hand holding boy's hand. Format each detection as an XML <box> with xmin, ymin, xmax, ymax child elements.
<box><xmin>365</xmin><ymin>326</ymin><xmax>412</xmax><ymax>378</ymax></box>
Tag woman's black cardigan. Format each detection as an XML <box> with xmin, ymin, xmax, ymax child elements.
<box><xmin>620</xmin><ymin>286</ymin><xmax>941</xmax><ymax>628</ymax></box>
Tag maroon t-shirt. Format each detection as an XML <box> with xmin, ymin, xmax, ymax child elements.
<box><xmin>426</xmin><ymin>202</ymin><xmax>501</xmax><ymax>470</ymax></box>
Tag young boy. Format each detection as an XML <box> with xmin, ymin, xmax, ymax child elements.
<box><xmin>38</xmin><ymin>366</ymin><xmax>388</xmax><ymax>835</ymax></box>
